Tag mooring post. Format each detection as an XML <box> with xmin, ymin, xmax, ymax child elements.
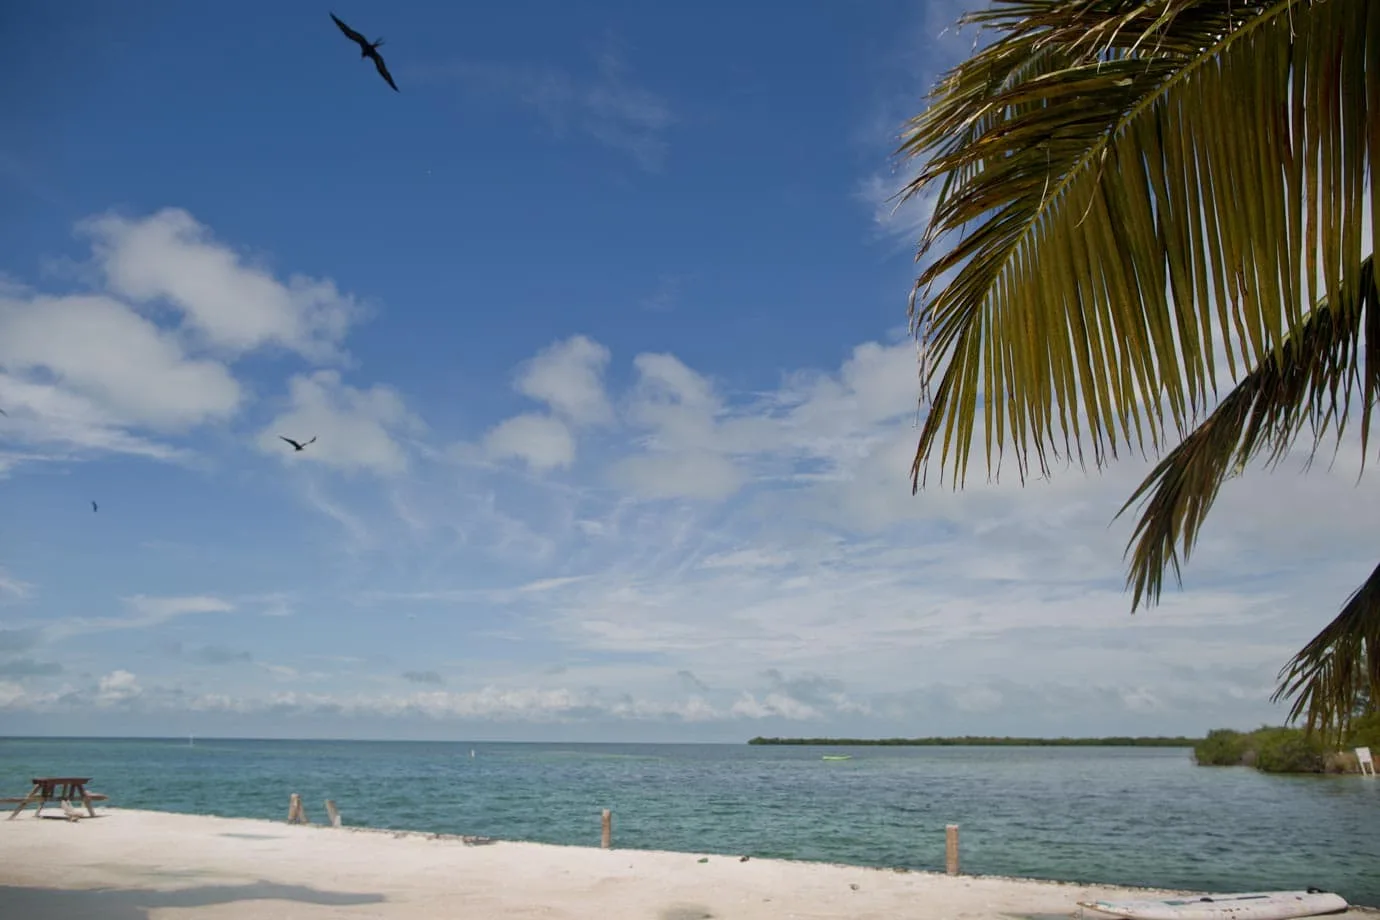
<box><xmin>325</xmin><ymin>799</ymin><xmax>341</xmax><ymax>828</ymax></box>
<box><xmin>288</xmin><ymin>793</ymin><xmax>306</xmax><ymax>825</ymax></box>
<box><xmin>601</xmin><ymin>808</ymin><xmax>612</xmax><ymax>848</ymax></box>
<box><xmin>945</xmin><ymin>824</ymin><xmax>960</xmax><ymax>875</ymax></box>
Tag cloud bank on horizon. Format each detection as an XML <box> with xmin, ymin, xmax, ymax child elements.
<box><xmin>0</xmin><ymin>0</ymin><xmax>1375</xmax><ymax>741</ymax></box>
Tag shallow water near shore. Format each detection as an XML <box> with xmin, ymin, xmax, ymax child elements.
<box><xmin>3</xmin><ymin>739</ymin><xmax>1377</xmax><ymax>907</ymax></box>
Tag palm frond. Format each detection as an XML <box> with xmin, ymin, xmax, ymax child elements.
<box><xmin>1116</xmin><ymin>256</ymin><xmax>1379</xmax><ymax>612</ymax></box>
<box><xmin>1271</xmin><ymin>559</ymin><xmax>1380</xmax><ymax>744</ymax></box>
<box><xmin>899</xmin><ymin>0</ymin><xmax>1378</xmax><ymax>492</ymax></box>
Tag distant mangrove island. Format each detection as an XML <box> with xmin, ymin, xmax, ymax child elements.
<box><xmin>1193</xmin><ymin>716</ymin><xmax>1379</xmax><ymax>775</ymax></box>
<box><xmin>747</xmin><ymin>735</ymin><xmax>1197</xmax><ymax>747</ymax></box>
<box><xmin>746</xmin><ymin>714</ymin><xmax>1380</xmax><ymax>775</ymax></box>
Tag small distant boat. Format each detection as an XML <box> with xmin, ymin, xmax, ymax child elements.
<box><xmin>1076</xmin><ymin>889</ymin><xmax>1349</xmax><ymax>920</ymax></box>
<box><xmin>821</xmin><ymin>754</ymin><xmax>852</xmax><ymax>761</ymax></box>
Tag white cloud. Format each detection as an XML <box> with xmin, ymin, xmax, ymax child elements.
<box><xmin>855</xmin><ymin>170</ymin><xmax>937</xmax><ymax>248</ymax></box>
<box><xmin>476</xmin><ymin>335</ymin><xmax>613</xmax><ymax>473</ymax></box>
<box><xmin>35</xmin><ymin>594</ymin><xmax>237</xmax><ymax>641</ymax></box>
<box><xmin>513</xmin><ymin>335</ymin><xmax>613</xmax><ymax>427</ymax></box>
<box><xmin>0</xmin><ymin>568</ymin><xmax>33</xmax><ymax>600</ymax></box>
<box><xmin>80</xmin><ymin>208</ymin><xmax>362</xmax><ymax>361</ymax></box>
<box><xmin>731</xmin><ymin>692</ymin><xmax>823</xmax><ymax>721</ymax></box>
<box><xmin>96</xmin><ymin>670</ymin><xmax>142</xmax><ymax>706</ymax></box>
<box><xmin>613</xmin><ymin>450</ymin><xmax>744</xmax><ymax>501</ymax></box>
<box><xmin>482</xmin><ymin>413</ymin><xmax>576</xmax><ymax>472</ymax></box>
<box><xmin>0</xmin><ymin>208</ymin><xmax>373</xmax><ymax>473</ymax></box>
<box><xmin>125</xmin><ymin>595</ymin><xmax>235</xmax><ymax>623</ymax></box>
<box><xmin>0</xmin><ymin>293</ymin><xmax>241</xmax><ymax>429</ymax></box>
<box><xmin>256</xmin><ymin>370</ymin><xmax>421</xmax><ymax>476</ymax></box>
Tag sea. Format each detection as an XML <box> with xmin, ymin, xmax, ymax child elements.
<box><xmin>2</xmin><ymin>738</ymin><xmax>1378</xmax><ymax>907</ymax></box>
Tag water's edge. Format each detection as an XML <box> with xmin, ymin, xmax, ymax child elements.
<box><xmin>3</xmin><ymin>739</ymin><xmax>1377</xmax><ymax>906</ymax></box>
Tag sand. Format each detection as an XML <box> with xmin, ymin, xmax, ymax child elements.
<box><xmin>0</xmin><ymin>808</ymin><xmax>1375</xmax><ymax>920</ymax></box>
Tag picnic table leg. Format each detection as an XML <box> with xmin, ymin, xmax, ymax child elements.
<box><xmin>33</xmin><ymin>787</ymin><xmax>49</xmax><ymax>817</ymax></box>
<box><xmin>7</xmin><ymin>785</ymin><xmax>41</xmax><ymax>820</ymax></box>
<box><xmin>78</xmin><ymin>785</ymin><xmax>96</xmax><ymax>818</ymax></box>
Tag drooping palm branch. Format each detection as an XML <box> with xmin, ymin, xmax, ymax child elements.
<box><xmin>1116</xmin><ymin>256</ymin><xmax>1379</xmax><ymax>613</ymax></box>
<box><xmin>898</xmin><ymin>0</ymin><xmax>1376</xmax><ymax>491</ymax></box>
<box><xmin>1271</xmin><ymin>563</ymin><xmax>1380</xmax><ymax>744</ymax></box>
<box><xmin>1113</xmin><ymin>256</ymin><xmax>1378</xmax><ymax>734</ymax></box>
<box><xmin>896</xmin><ymin>0</ymin><xmax>1379</xmax><ymax>732</ymax></box>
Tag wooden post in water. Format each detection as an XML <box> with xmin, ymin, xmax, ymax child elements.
<box><xmin>601</xmin><ymin>809</ymin><xmax>612</xmax><ymax>849</ymax></box>
<box><xmin>325</xmin><ymin>799</ymin><xmax>341</xmax><ymax>828</ymax></box>
<box><xmin>945</xmin><ymin>824</ymin><xmax>959</xmax><ymax>875</ymax></box>
<box><xmin>288</xmin><ymin>793</ymin><xmax>307</xmax><ymax>825</ymax></box>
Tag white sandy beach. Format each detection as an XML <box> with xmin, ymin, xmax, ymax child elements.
<box><xmin>0</xmin><ymin>808</ymin><xmax>1374</xmax><ymax>920</ymax></box>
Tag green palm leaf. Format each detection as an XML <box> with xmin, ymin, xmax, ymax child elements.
<box><xmin>898</xmin><ymin>0</ymin><xmax>1376</xmax><ymax>492</ymax></box>
<box><xmin>1271</xmin><ymin>562</ymin><xmax>1380</xmax><ymax>745</ymax></box>
<box><xmin>1116</xmin><ymin>256</ymin><xmax>1378</xmax><ymax>612</ymax></box>
<box><xmin>897</xmin><ymin>0</ymin><xmax>1380</xmax><ymax>733</ymax></box>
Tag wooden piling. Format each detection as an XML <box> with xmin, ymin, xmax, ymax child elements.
<box><xmin>945</xmin><ymin>824</ymin><xmax>959</xmax><ymax>875</ymax></box>
<box><xmin>325</xmin><ymin>799</ymin><xmax>341</xmax><ymax>828</ymax></box>
<box><xmin>287</xmin><ymin>793</ymin><xmax>306</xmax><ymax>825</ymax></box>
<box><xmin>601</xmin><ymin>809</ymin><xmax>612</xmax><ymax>848</ymax></box>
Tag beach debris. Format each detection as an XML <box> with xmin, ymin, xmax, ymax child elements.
<box><xmin>850</xmin><ymin>883</ymin><xmax>860</xmax><ymax>891</ymax></box>
<box><xmin>329</xmin><ymin>13</ymin><xmax>400</xmax><ymax>92</ymax></box>
<box><xmin>278</xmin><ymin>435</ymin><xmax>317</xmax><ymax>452</ymax></box>
<box><xmin>697</xmin><ymin>857</ymin><xmax>708</xmax><ymax>863</ymax></box>
<box><xmin>739</xmin><ymin>855</ymin><xmax>749</xmax><ymax>862</ymax></box>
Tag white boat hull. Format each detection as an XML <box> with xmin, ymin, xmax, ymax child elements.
<box><xmin>1077</xmin><ymin>890</ymin><xmax>1349</xmax><ymax>920</ymax></box>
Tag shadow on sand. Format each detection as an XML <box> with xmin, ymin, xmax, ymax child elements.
<box><xmin>0</xmin><ymin>880</ymin><xmax>386</xmax><ymax>919</ymax></box>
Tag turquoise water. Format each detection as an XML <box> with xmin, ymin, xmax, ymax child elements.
<box><xmin>3</xmin><ymin>739</ymin><xmax>1378</xmax><ymax>906</ymax></box>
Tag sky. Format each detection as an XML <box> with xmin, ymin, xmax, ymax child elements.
<box><xmin>0</xmin><ymin>1</ymin><xmax>1376</xmax><ymax>742</ymax></box>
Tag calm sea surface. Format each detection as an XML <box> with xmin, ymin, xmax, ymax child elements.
<box><xmin>2</xmin><ymin>739</ymin><xmax>1377</xmax><ymax>906</ymax></box>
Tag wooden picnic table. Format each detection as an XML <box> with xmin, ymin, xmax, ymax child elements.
<box><xmin>5</xmin><ymin>777</ymin><xmax>106</xmax><ymax>820</ymax></box>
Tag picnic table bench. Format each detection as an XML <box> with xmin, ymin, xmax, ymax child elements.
<box><xmin>5</xmin><ymin>777</ymin><xmax>108</xmax><ymax>820</ymax></box>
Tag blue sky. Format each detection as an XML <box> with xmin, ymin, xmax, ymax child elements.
<box><xmin>1</xmin><ymin>1</ymin><xmax>1375</xmax><ymax>742</ymax></box>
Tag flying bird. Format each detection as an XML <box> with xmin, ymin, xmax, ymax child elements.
<box><xmin>91</xmin><ymin>501</ymin><xmax>98</xmax><ymax>513</ymax></box>
<box><xmin>0</xmin><ymin>408</ymin><xmax>7</xmax><ymax>416</ymax></box>
<box><xmin>330</xmin><ymin>13</ymin><xmax>399</xmax><ymax>92</ymax></box>
<box><xmin>279</xmin><ymin>435</ymin><xmax>317</xmax><ymax>452</ymax></box>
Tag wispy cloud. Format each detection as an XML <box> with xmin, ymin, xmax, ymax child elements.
<box><xmin>412</xmin><ymin>52</ymin><xmax>676</xmax><ymax>171</ymax></box>
<box><xmin>853</xmin><ymin>1</ymin><xmax>994</xmax><ymax>251</ymax></box>
<box><xmin>35</xmin><ymin>594</ymin><xmax>237</xmax><ymax>641</ymax></box>
<box><xmin>0</xmin><ymin>568</ymin><xmax>33</xmax><ymax>601</ymax></box>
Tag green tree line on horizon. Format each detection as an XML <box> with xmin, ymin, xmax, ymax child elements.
<box><xmin>1193</xmin><ymin>713</ymin><xmax>1380</xmax><ymax>773</ymax></box>
<box><xmin>747</xmin><ymin>735</ymin><xmax>1197</xmax><ymax>747</ymax></box>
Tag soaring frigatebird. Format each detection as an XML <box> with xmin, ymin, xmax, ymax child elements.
<box><xmin>330</xmin><ymin>13</ymin><xmax>399</xmax><ymax>92</ymax></box>
<box><xmin>279</xmin><ymin>435</ymin><xmax>317</xmax><ymax>452</ymax></box>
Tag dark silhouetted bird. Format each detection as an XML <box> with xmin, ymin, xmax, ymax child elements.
<box><xmin>330</xmin><ymin>13</ymin><xmax>399</xmax><ymax>92</ymax></box>
<box><xmin>279</xmin><ymin>436</ymin><xmax>317</xmax><ymax>452</ymax></box>
<box><xmin>91</xmin><ymin>501</ymin><xmax>98</xmax><ymax>513</ymax></box>
<box><xmin>0</xmin><ymin>408</ymin><xmax>7</xmax><ymax>416</ymax></box>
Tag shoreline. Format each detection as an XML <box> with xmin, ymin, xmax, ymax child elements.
<box><xmin>1</xmin><ymin>808</ymin><xmax>1376</xmax><ymax>918</ymax></box>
